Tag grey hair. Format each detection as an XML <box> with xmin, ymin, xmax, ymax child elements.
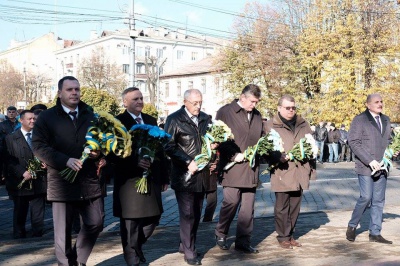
<box><xmin>121</xmin><ymin>87</ymin><xmax>139</xmax><ymax>100</ymax></box>
<box><xmin>366</xmin><ymin>93</ymin><xmax>381</xmax><ymax>103</ymax></box>
<box><xmin>183</xmin><ymin>89</ymin><xmax>202</xmax><ymax>100</ymax></box>
<box><xmin>278</xmin><ymin>95</ymin><xmax>295</xmax><ymax>106</ymax></box>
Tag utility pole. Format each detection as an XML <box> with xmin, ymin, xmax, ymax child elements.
<box><xmin>129</xmin><ymin>0</ymin><xmax>137</xmax><ymax>87</ymax></box>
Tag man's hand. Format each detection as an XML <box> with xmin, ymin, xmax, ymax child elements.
<box><xmin>233</xmin><ymin>153</ymin><xmax>245</xmax><ymax>162</ymax></box>
<box><xmin>369</xmin><ymin>160</ymin><xmax>380</xmax><ymax>171</ymax></box>
<box><xmin>96</xmin><ymin>158</ymin><xmax>107</xmax><ymax>176</ymax></box>
<box><xmin>209</xmin><ymin>162</ymin><xmax>217</xmax><ymax>173</ymax></box>
<box><xmin>210</xmin><ymin>143</ymin><xmax>219</xmax><ymax>150</ymax></box>
<box><xmin>280</xmin><ymin>152</ymin><xmax>289</xmax><ymax>163</ymax></box>
<box><xmin>41</xmin><ymin>162</ymin><xmax>47</xmax><ymax>169</ymax></box>
<box><xmin>188</xmin><ymin>160</ymin><xmax>198</xmax><ymax>174</ymax></box>
<box><xmin>22</xmin><ymin>171</ymin><xmax>32</xmax><ymax>180</ymax></box>
<box><xmin>66</xmin><ymin>158</ymin><xmax>83</xmax><ymax>171</ymax></box>
<box><xmin>138</xmin><ymin>159</ymin><xmax>151</xmax><ymax>170</ymax></box>
<box><xmin>89</xmin><ymin>150</ymin><xmax>101</xmax><ymax>159</ymax></box>
<box><xmin>394</xmin><ymin>151</ymin><xmax>400</xmax><ymax>158</ymax></box>
<box><xmin>161</xmin><ymin>184</ymin><xmax>169</xmax><ymax>192</ymax></box>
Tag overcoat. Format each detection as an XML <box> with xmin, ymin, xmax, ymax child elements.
<box><xmin>5</xmin><ymin>130</ymin><xmax>46</xmax><ymax>197</ymax></box>
<box><xmin>348</xmin><ymin>109</ymin><xmax>391</xmax><ymax>176</ymax></box>
<box><xmin>264</xmin><ymin>114</ymin><xmax>314</xmax><ymax>192</ymax></box>
<box><xmin>32</xmin><ymin>99</ymin><xmax>102</xmax><ymax>201</ymax></box>
<box><xmin>113</xmin><ymin>110</ymin><xmax>169</xmax><ymax>218</ymax></box>
<box><xmin>216</xmin><ymin>100</ymin><xmax>263</xmax><ymax>188</ymax></box>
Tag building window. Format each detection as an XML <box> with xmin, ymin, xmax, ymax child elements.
<box><xmin>191</xmin><ymin>52</ymin><xmax>198</xmax><ymax>61</ymax></box>
<box><xmin>177</xmin><ymin>50</ymin><xmax>184</xmax><ymax>59</ymax></box>
<box><xmin>136</xmin><ymin>63</ymin><xmax>144</xmax><ymax>74</ymax></box>
<box><xmin>165</xmin><ymin>82</ymin><xmax>169</xmax><ymax>97</ymax></box>
<box><xmin>188</xmin><ymin>80</ymin><xmax>193</xmax><ymax>90</ymax></box>
<box><xmin>123</xmin><ymin>64</ymin><xmax>130</xmax><ymax>74</ymax></box>
<box><xmin>201</xmin><ymin>78</ymin><xmax>206</xmax><ymax>94</ymax></box>
<box><xmin>157</xmin><ymin>48</ymin><xmax>164</xmax><ymax>58</ymax></box>
<box><xmin>177</xmin><ymin>81</ymin><xmax>181</xmax><ymax>96</ymax></box>
<box><xmin>145</xmin><ymin>47</ymin><xmax>151</xmax><ymax>57</ymax></box>
<box><xmin>137</xmin><ymin>46</ymin><xmax>144</xmax><ymax>57</ymax></box>
<box><xmin>214</xmin><ymin>77</ymin><xmax>220</xmax><ymax>93</ymax></box>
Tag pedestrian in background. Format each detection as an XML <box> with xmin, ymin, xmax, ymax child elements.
<box><xmin>314</xmin><ymin>121</ymin><xmax>327</xmax><ymax>163</ymax></box>
<box><xmin>5</xmin><ymin>110</ymin><xmax>46</xmax><ymax>239</ymax></box>
<box><xmin>327</xmin><ymin>123</ymin><xmax>340</xmax><ymax>163</ymax></box>
<box><xmin>346</xmin><ymin>93</ymin><xmax>392</xmax><ymax>244</ymax></box>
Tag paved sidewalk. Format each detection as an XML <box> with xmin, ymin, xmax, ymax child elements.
<box><xmin>1</xmin><ymin>162</ymin><xmax>400</xmax><ymax>265</ymax></box>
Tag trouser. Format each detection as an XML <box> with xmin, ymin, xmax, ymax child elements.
<box><xmin>348</xmin><ymin>174</ymin><xmax>387</xmax><ymax>235</ymax></box>
<box><xmin>52</xmin><ymin>197</ymin><xmax>104</xmax><ymax>266</ymax></box>
<box><xmin>215</xmin><ymin>187</ymin><xmax>256</xmax><ymax>245</ymax></box>
<box><xmin>274</xmin><ymin>190</ymin><xmax>303</xmax><ymax>242</ymax></box>
<box><xmin>316</xmin><ymin>141</ymin><xmax>324</xmax><ymax>162</ymax></box>
<box><xmin>328</xmin><ymin>143</ymin><xmax>339</xmax><ymax>162</ymax></box>
<box><xmin>13</xmin><ymin>194</ymin><xmax>45</xmax><ymax>238</ymax></box>
<box><xmin>175</xmin><ymin>191</ymin><xmax>204</xmax><ymax>260</ymax></box>
<box><xmin>203</xmin><ymin>190</ymin><xmax>217</xmax><ymax>222</ymax></box>
<box><xmin>340</xmin><ymin>143</ymin><xmax>353</xmax><ymax>161</ymax></box>
<box><xmin>120</xmin><ymin>216</ymin><xmax>160</xmax><ymax>265</ymax></box>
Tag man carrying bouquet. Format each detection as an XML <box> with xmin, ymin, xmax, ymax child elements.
<box><xmin>264</xmin><ymin>95</ymin><xmax>315</xmax><ymax>249</ymax></box>
<box><xmin>164</xmin><ymin>89</ymin><xmax>212</xmax><ymax>265</ymax></box>
<box><xmin>32</xmin><ymin>76</ymin><xmax>104</xmax><ymax>266</ymax></box>
<box><xmin>113</xmin><ymin>87</ymin><xmax>169</xmax><ymax>266</ymax></box>
<box><xmin>5</xmin><ymin>110</ymin><xmax>46</xmax><ymax>239</ymax></box>
<box><xmin>214</xmin><ymin>84</ymin><xmax>263</xmax><ymax>254</ymax></box>
<box><xmin>346</xmin><ymin>93</ymin><xmax>393</xmax><ymax>244</ymax></box>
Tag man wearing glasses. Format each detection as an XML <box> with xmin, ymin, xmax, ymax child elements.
<box><xmin>264</xmin><ymin>95</ymin><xmax>315</xmax><ymax>249</ymax></box>
<box><xmin>214</xmin><ymin>84</ymin><xmax>263</xmax><ymax>254</ymax></box>
<box><xmin>164</xmin><ymin>89</ymin><xmax>212</xmax><ymax>265</ymax></box>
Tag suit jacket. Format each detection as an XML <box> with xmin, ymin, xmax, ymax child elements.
<box><xmin>5</xmin><ymin>130</ymin><xmax>46</xmax><ymax>197</ymax></box>
<box><xmin>348</xmin><ymin>109</ymin><xmax>391</xmax><ymax>176</ymax></box>
<box><xmin>113</xmin><ymin>110</ymin><xmax>169</xmax><ymax>218</ymax></box>
<box><xmin>216</xmin><ymin>100</ymin><xmax>263</xmax><ymax>188</ymax></box>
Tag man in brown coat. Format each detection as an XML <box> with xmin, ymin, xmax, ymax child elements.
<box><xmin>214</xmin><ymin>84</ymin><xmax>263</xmax><ymax>253</ymax></box>
<box><xmin>264</xmin><ymin>95</ymin><xmax>315</xmax><ymax>249</ymax></box>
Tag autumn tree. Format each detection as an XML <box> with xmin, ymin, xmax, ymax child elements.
<box><xmin>0</xmin><ymin>60</ymin><xmax>23</xmax><ymax>111</ymax></box>
<box><xmin>144</xmin><ymin>55</ymin><xmax>166</xmax><ymax>106</ymax></box>
<box><xmin>78</xmin><ymin>46</ymin><xmax>128</xmax><ymax>99</ymax></box>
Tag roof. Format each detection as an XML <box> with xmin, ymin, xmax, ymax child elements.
<box><xmin>160</xmin><ymin>57</ymin><xmax>222</xmax><ymax>78</ymax></box>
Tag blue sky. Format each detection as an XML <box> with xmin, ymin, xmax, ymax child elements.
<box><xmin>0</xmin><ymin>0</ymin><xmax>253</xmax><ymax>51</ymax></box>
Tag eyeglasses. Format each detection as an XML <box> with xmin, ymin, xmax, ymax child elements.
<box><xmin>186</xmin><ymin>100</ymin><xmax>203</xmax><ymax>107</ymax></box>
<box><xmin>281</xmin><ymin>106</ymin><xmax>296</xmax><ymax>111</ymax></box>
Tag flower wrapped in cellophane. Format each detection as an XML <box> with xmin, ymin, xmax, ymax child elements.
<box><xmin>184</xmin><ymin>120</ymin><xmax>234</xmax><ymax>182</ymax></box>
<box><xmin>223</xmin><ymin>129</ymin><xmax>284</xmax><ymax>170</ymax></box>
<box><xmin>130</xmin><ymin>124</ymin><xmax>171</xmax><ymax>194</ymax></box>
<box><xmin>287</xmin><ymin>133</ymin><xmax>318</xmax><ymax>162</ymax></box>
<box><xmin>17</xmin><ymin>156</ymin><xmax>45</xmax><ymax>189</ymax></box>
<box><xmin>375</xmin><ymin>127</ymin><xmax>400</xmax><ymax>176</ymax></box>
<box><xmin>60</xmin><ymin>111</ymin><xmax>132</xmax><ymax>183</ymax></box>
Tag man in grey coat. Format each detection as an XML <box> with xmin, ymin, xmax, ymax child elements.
<box><xmin>346</xmin><ymin>93</ymin><xmax>392</xmax><ymax>244</ymax></box>
<box><xmin>214</xmin><ymin>84</ymin><xmax>263</xmax><ymax>254</ymax></box>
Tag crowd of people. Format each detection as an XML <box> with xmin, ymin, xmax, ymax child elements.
<box><xmin>0</xmin><ymin>76</ymin><xmax>395</xmax><ymax>266</ymax></box>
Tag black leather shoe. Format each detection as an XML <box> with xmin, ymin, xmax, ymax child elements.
<box><xmin>136</xmin><ymin>249</ymin><xmax>146</xmax><ymax>263</ymax></box>
<box><xmin>369</xmin><ymin>234</ymin><xmax>393</xmax><ymax>244</ymax></box>
<box><xmin>215</xmin><ymin>236</ymin><xmax>229</xmax><ymax>250</ymax></box>
<box><xmin>234</xmin><ymin>244</ymin><xmax>259</xmax><ymax>254</ymax></box>
<box><xmin>346</xmin><ymin>226</ymin><xmax>356</xmax><ymax>242</ymax></box>
<box><xmin>77</xmin><ymin>263</ymin><xmax>86</xmax><ymax>266</ymax></box>
<box><xmin>184</xmin><ymin>257</ymin><xmax>201</xmax><ymax>265</ymax></box>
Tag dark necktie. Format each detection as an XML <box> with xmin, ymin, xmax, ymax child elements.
<box><xmin>26</xmin><ymin>132</ymin><xmax>32</xmax><ymax>150</ymax></box>
<box><xmin>135</xmin><ymin>117</ymin><xmax>142</xmax><ymax>124</ymax></box>
<box><xmin>69</xmin><ymin>111</ymin><xmax>77</xmax><ymax>127</ymax></box>
<box><xmin>375</xmin><ymin>116</ymin><xmax>381</xmax><ymax>133</ymax></box>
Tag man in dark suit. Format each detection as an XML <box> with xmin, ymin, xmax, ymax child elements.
<box><xmin>164</xmin><ymin>89</ymin><xmax>212</xmax><ymax>265</ymax></box>
<box><xmin>113</xmin><ymin>87</ymin><xmax>169</xmax><ymax>266</ymax></box>
<box><xmin>346</xmin><ymin>93</ymin><xmax>392</xmax><ymax>244</ymax></box>
<box><xmin>32</xmin><ymin>76</ymin><xmax>104</xmax><ymax>266</ymax></box>
<box><xmin>214</xmin><ymin>84</ymin><xmax>263</xmax><ymax>254</ymax></box>
<box><xmin>5</xmin><ymin>110</ymin><xmax>46</xmax><ymax>239</ymax></box>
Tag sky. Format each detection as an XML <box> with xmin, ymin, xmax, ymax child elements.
<box><xmin>0</xmin><ymin>0</ymin><xmax>255</xmax><ymax>51</ymax></box>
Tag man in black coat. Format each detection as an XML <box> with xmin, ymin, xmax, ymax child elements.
<box><xmin>113</xmin><ymin>87</ymin><xmax>169</xmax><ymax>266</ymax></box>
<box><xmin>164</xmin><ymin>89</ymin><xmax>213</xmax><ymax>266</ymax></box>
<box><xmin>0</xmin><ymin>106</ymin><xmax>19</xmax><ymax>183</ymax></box>
<box><xmin>32</xmin><ymin>76</ymin><xmax>104</xmax><ymax>266</ymax></box>
<box><xmin>5</xmin><ymin>110</ymin><xmax>46</xmax><ymax>239</ymax></box>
